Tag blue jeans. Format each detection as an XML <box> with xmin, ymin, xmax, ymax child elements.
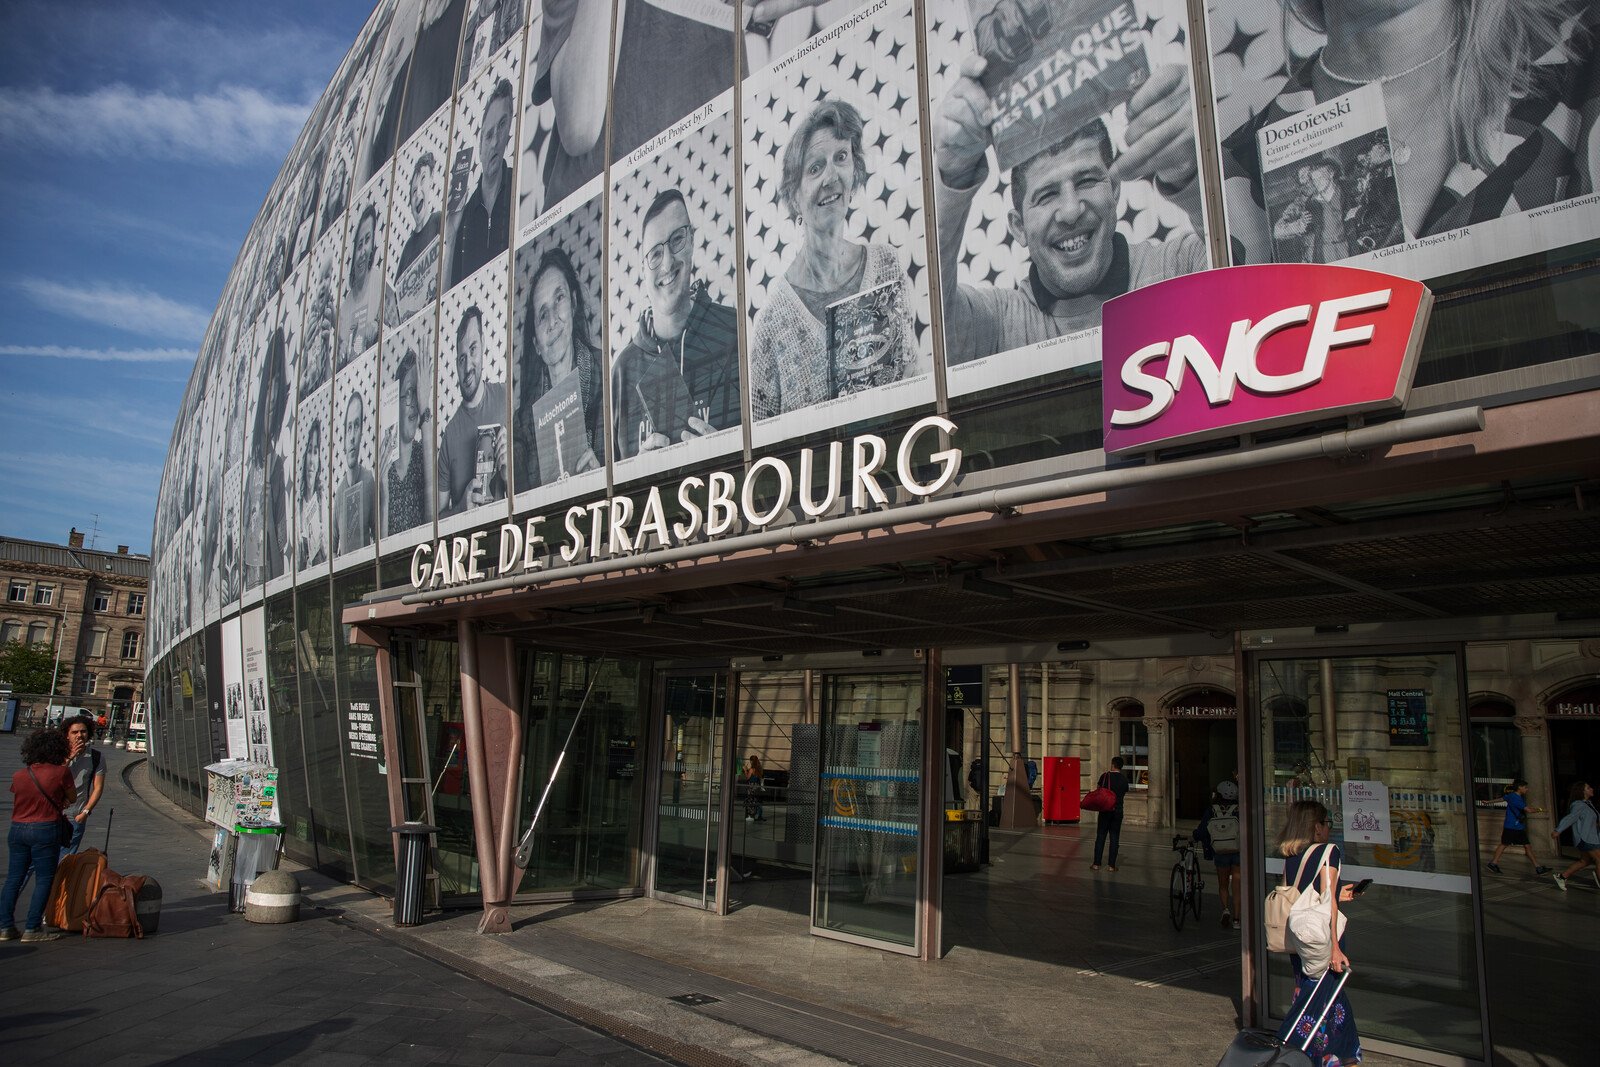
<box><xmin>2</xmin><ymin>821</ymin><xmax>63</xmax><ymax>931</ymax></box>
<box><xmin>62</xmin><ymin>815</ymin><xmax>88</xmax><ymax>858</ymax></box>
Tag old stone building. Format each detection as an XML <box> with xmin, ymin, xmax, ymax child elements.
<box><xmin>1</xmin><ymin>529</ymin><xmax>148</xmax><ymax>723</ymax></box>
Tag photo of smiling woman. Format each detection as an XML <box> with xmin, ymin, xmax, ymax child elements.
<box><xmin>513</xmin><ymin>243</ymin><xmax>604</xmax><ymax>491</ymax></box>
<box><xmin>1208</xmin><ymin>0</ymin><xmax>1599</xmax><ymax>277</ymax></box>
<box><xmin>748</xmin><ymin>97</ymin><xmax>920</xmax><ymax>421</ymax></box>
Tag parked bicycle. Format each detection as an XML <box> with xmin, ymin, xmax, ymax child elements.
<box><xmin>1170</xmin><ymin>833</ymin><xmax>1206</xmax><ymax>930</ymax></box>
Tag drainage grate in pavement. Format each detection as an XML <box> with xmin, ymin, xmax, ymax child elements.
<box><xmin>668</xmin><ymin>993</ymin><xmax>722</xmax><ymax>1006</ymax></box>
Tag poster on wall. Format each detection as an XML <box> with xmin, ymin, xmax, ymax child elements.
<box><xmin>435</xmin><ymin>257</ymin><xmax>511</xmax><ymax>537</ymax></box>
<box><xmin>221</xmin><ymin>614</ymin><xmax>246</xmax><ymax>759</ymax></box>
<box><xmin>293</xmin><ymin>378</ymin><xmax>332</xmax><ymax>580</ymax></box>
<box><xmin>387</xmin><ymin>111</ymin><xmax>449</xmax><ymax>330</ymax></box>
<box><xmin>378</xmin><ymin>310</ymin><xmax>439</xmax><ymax>551</ymax></box>
<box><xmin>444</xmin><ymin>54</ymin><xmax>520</xmax><ymax>296</ymax></box>
<box><xmin>740</xmin><ymin>0</ymin><xmax>936</xmax><ymax>450</ymax></box>
<box><xmin>346</xmin><ymin>696</ymin><xmax>385</xmax><ymax>771</ymax></box>
<box><xmin>204</xmin><ymin>623</ymin><xmax>227</xmax><ymax>761</ymax></box>
<box><xmin>330</xmin><ymin>350</ymin><xmax>380</xmax><ymax>568</ymax></box>
<box><xmin>516</xmin><ymin>4</ymin><xmax>609</xmax><ymax>242</ymax></box>
<box><xmin>926</xmin><ymin>0</ymin><xmax>1212</xmax><ymax>397</ymax></box>
<box><xmin>1342</xmin><ymin>779</ymin><xmax>1393</xmax><ymax>845</ymax></box>
<box><xmin>510</xmin><ymin>193</ymin><xmax>608</xmax><ymax>511</ymax></box>
<box><xmin>340</xmin><ymin>173</ymin><xmax>391</xmax><ymax>374</ymax></box>
<box><xmin>239</xmin><ymin>606</ymin><xmax>274</xmax><ymax>765</ymax></box>
<box><xmin>607</xmin><ymin>90</ymin><xmax>742</xmax><ymax>479</ymax></box>
<box><xmin>1207</xmin><ymin>0</ymin><xmax>1600</xmax><ymax>281</ymax></box>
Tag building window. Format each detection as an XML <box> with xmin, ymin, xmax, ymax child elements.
<box><xmin>0</xmin><ymin>620</ymin><xmax>20</xmax><ymax>645</ymax></box>
<box><xmin>93</xmin><ymin>592</ymin><xmax>110</xmax><ymax>612</ymax></box>
<box><xmin>121</xmin><ymin>631</ymin><xmax>141</xmax><ymax>660</ymax></box>
<box><xmin>128</xmin><ymin>593</ymin><xmax>145</xmax><ymax>616</ymax></box>
<box><xmin>8</xmin><ymin>580</ymin><xmax>28</xmax><ymax>603</ymax></box>
<box><xmin>79</xmin><ymin>672</ymin><xmax>98</xmax><ymax>695</ymax></box>
<box><xmin>88</xmin><ymin>628</ymin><xmax>108</xmax><ymax>659</ymax></box>
<box><xmin>34</xmin><ymin>584</ymin><xmax>54</xmax><ymax>606</ymax></box>
<box><xmin>1117</xmin><ymin>702</ymin><xmax>1150</xmax><ymax>790</ymax></box>
<box><xmin>27</xmin><ymin>621</ymin><xmax>50</xmax><ymax>646</ymax></box>
<box><xmin>1469</xmin><ymin>700</ymin><xmax>1520</xmax><ymax>804</ymax></box>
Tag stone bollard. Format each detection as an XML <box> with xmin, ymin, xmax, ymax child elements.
<box><xmin>243</xmin><ymin>869</ymin><xmax>301</xmax><ymax>924</ymax></box>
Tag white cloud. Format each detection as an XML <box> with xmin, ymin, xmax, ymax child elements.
<box><xmin>0</xmin><ymin>83</ymin><xmax>312</xmax><ymax>164</ymax></box>
<box><xmin>0</xmin><ymin>343</ymin><xmax>196</xmax><ymax>363</ymax></box>
<box><xmin>15</xmin><ymin>279</ymin><xmax>210</xmax><ymax>341</ymax></box>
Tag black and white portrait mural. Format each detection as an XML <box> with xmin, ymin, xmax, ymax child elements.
<box><xmin>458</xmin><ymin>0</ymin><xmax>525</xmax><ymax>88</ymax></box>
<box><xmin>1205</xmin><ymin>0</ymin><xmax>1599</xmax><ymax>279</ymax></box>
<box><xmin>240</xmin><ymin>307</ymin><xmax>283</xmax><ymax>599</ymax></box>
<box><xmin>607</xmin><ymin>93</ymin><xmax>741</xmax><ymax>481</ymax></box>
<box><xmin>378</xmin><ymin>310</ymin><xmax>439</xmax><ymax>549</ymax></box>
<box><xmin>436</xmin><ymin>261</ymin><xmax>511</xmax><ymax>535</ymax></box>
<box><xmin>294</xmin><ymin>379</ymin><xmax>332</xmax><ymax>579</ymax></box>
<box><xmin>741</xmin><ymin>0</ymin><xmax>935</xmax><ymax>450</ymax></box>
<box><xmin>331</xmin><ymin>349</ymin><xmax>381</xmax><ymax>568</ymax></box>
<box><xmin>516</xmin><ymin>3</ymin><xmax>609</xmax><ymax>238</ymax></box>
<box><xmin>511</xmin><ymin>193</ymin><xmax>606</xmax><ymax>511</ymax></box>
<box><xmin>926</xmin><ymin>0</ymin><xmax>1212</xmax><ymax>397</ymax></box>
<box><xmin>446</xmin><ymin>52</ymin><xmax>521</xmax><ymax>294</ymax></box>
<box><xmin>340</xmin><ymin>173</ymin><xmax>392</xmax><ymax>374</ymax></box>
<box><xmin>388</xmin><ymin>111</ymin><xmax>451</xmax><ymax>329</ymax></box>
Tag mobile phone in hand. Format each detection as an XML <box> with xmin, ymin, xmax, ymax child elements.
<box><xmin>1353</xmin><ymin>878</ymin><xmax>1374</xmax><ymax>894</ymax></box>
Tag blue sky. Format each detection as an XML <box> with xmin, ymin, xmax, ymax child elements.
<box><xmin>0</xmin><ymin>1</ymin><xmax>374</xmax><ymax>555</ymax></box>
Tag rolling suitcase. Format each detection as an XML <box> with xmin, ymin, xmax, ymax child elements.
<box><xmin>46</xmin><ymin>847</ymin><xmax>108</xmax><ymax>932</ymax></box>
<box><xmin>1215</xmin><ymin>970</ymin><xmax>1350</xmax><ymax>1067</ymax></box>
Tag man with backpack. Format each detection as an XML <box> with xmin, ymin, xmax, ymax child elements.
<box><xmin>1196</xmin><ymin>778</ymin><xmax>1242</xmax><ymax>929</ymax></box>
<box><xmin>61</xmin><ymin>714</ymin><xmax>106</xmax><ymax>856</ymax></box>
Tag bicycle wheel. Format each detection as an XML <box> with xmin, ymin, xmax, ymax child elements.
<box><xmin>1190</xmin><ymin>863</ymin><xmax>1205</xmax><ymax>920</ymax></box>
<box><xmin>1170</xmin><ymin>864</ymin><xmax>1187</xmax><ymax>930</ymax></box>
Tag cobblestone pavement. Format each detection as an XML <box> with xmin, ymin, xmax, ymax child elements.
<box><xmin>0</xmin><ymin>734</ymin><xmax>678</xmax><ymax>1067</ymax></box>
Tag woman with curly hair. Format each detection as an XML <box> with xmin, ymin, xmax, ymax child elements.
<box><xmin>1</xmin><ymin>727</ymin><xmax>76</xmax><ymax>942</ymax></box>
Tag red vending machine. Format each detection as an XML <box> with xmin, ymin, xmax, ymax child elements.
<box><xmin>1043</xmin><ymin>756</ymin><xmax>1081</xmax><ymax>823</ymax></box>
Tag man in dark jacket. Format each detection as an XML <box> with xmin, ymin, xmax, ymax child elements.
<box><xmin>611</xmin><ymin>189</ymin><xmax>739</xmax><ymax>459</ymax></box>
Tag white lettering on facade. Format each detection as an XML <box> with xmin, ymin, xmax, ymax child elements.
<box><xmin>1111</xmin><ymin>289</ymin><xmax>1393</xmax><ymax>427</ymax></box>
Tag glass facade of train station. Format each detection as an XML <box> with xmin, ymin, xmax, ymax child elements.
<box><xmin>148</xmin><ymin>3</ymin><xmax>1600</xmax><ymax>1063</ymax></box>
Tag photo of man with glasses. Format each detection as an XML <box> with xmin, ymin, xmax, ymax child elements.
<box><xmin>610</xmin><ymin>188</ymin><xmax>739</xmax><ymax>459</ymax></box>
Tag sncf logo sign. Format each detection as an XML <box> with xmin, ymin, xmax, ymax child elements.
<box><xmin>1102</xmin><ymin>265</ymin><xmax>1432</xmax><ymax>455</ymax></box>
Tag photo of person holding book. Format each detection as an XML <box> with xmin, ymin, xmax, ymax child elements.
<box><xmin>381</xmin><ymin>344</ymin><xmax>435</xmax><ymax>538</ymax></box>
<box><xmin>341</xmin><ymin>203</ymin><xmax>384</xmax><ymax>366</ymax></box>
<box><xmin>932</xmin><ymin>14</ymin><xmax>1208</xmax><ymax>364</ymax></box>
<box><xmin>1214</xmin><ymin>0</ymin><xmax>1598</xmax><ymax>267</ymax></box>
<box><xmin>513</xmin><ymin>246</ymin><xmax>603</xmax><ymax>489</ymax></box>
<box><xmin>748</xmin><ymin>97</ymin><xmax>918</xmax><ymax>420</ymax></box>
<box><xmin>612</xmin><ymin>189</ymin><xmax>740</xmax><ymax>458</ymax></box>
<box><xmin>296</xmin><ymin>412</ymin><xmax>328</xmax><ymax>571</ymax></box>
<box><xmin>437</xmin><ymin>303</ymin><xmax>507</xmax><ymax>516</ymax></box>
<box><xmin>332</xmin><ymin>391</ymin><xmax>376</xmax><ymax>556</ymax></box>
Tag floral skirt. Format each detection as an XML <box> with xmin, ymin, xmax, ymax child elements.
<box><xmin>1277</xmin><ymin>955</ymin><xmax>1361</xmax><ymax>1066</ymax></box>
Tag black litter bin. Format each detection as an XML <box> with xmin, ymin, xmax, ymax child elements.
<box><xmin>390</xmin><ymin>822</ymin><xmax>438</xmax><ymax>926</ymax></box>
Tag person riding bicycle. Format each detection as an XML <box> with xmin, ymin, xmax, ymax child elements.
<box><xmin>1195</xmin><ymin>778</ymin><xmax>1242</xmax><ymax>929</ymax></box>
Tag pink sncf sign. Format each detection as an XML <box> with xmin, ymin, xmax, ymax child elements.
<box><xmin>1102</xmin><ymin>264</ymin><xmax>1432</xmax><ymax>455</ymax></box>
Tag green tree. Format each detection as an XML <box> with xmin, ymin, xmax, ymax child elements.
<box><xmin>0</xmin><ymin>640</ymin><xmax>57</xmax><ymax>695</ymax></box>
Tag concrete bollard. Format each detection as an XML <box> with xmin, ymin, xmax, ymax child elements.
<box><xmin>243</xmin><ymin>869</ymin><xmax>301</xmax><ymax>924</ymax></box>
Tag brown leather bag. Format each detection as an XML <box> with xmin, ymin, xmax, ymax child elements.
<box><xmin>83</xmin><ymin>871</ymin><xmax>146</xmax><ymax>939</ymax></box>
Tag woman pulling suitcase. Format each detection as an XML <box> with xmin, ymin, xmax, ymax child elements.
<box><xmin>1275</xmin><ymin>800</ymin><xmax>1362</xmax><ymax>1065</ymax></box>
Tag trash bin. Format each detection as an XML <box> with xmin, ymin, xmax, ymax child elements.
<box><xmin>391</xmin><ymin>822</ymin><xmax>438</xmax><ymax>926</ymax></box>
<box><xmin>943</xmin><ymin>808</ymin><xmax>982</xmax><ymax>873</ymax></box>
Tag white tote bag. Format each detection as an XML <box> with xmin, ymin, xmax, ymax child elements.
<box><xmin>1287</xmin><ymin>843</ymin><xmax>1348</xmax><ymax>977</ymax></box>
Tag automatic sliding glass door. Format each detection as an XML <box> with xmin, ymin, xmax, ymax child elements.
<box><xmin>1254</xmin><ymin>651</ymin><xmax>1484</xmax><ymax>1062</ymax></box>
<box><xmin>812</xmin><ymin>671</ymin><xmax>924</xmax><ymax>953</ymax></box>
<box><xmin>649</xmin><ymin>673</ymin><xmax>726</xmax><ymax>908</ymax></box>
